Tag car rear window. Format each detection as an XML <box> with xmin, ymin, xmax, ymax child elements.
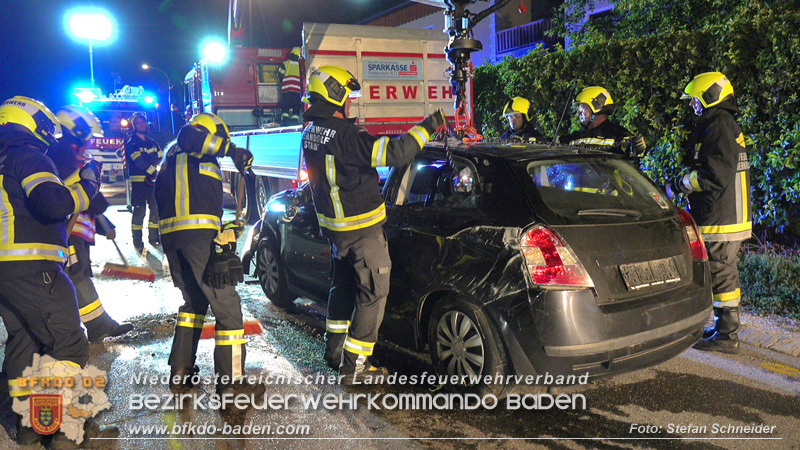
<box><xmin>522</xmin><ymin>158</ymin><xmax>674</xmax><ymax>224</ymax></box>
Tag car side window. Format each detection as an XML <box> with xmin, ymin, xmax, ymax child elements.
<box><xmin>394</xmin><ymin>157</ymin><xmax>481</xmax><ymax>209</ymax></box>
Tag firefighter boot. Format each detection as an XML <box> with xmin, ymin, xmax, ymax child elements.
<box><xmin>169</xmin><ymin>365</ymin><xmax>200</xmax><ymax>392</ymax></box>
<box><xmin>50</xmin><ymin>418</ymin><xmax>119</xmax><ymax>450</ymax></box>
<box><xmin>702</xmin><ymin>307</ymin><xmax>725</xmax><ymax>339</ymax></box>
<box><xmin>324</xmin><ymin>333</ymin><xmax>347</xmax><ymax>370</ymax></box>
<box><xmin>15</xmin><ymin>413</ymin><xmax>41</xmax><ymax>446</ymax></box>
<box><xmin>340</xmin><ymin>354</ymin><xmax>389</xmax><ymax>386</ymax></box>
<box><xmin>132</xmin><ymin>229</ymin><xmax>144</xmax><ymax>253</ymax></box>
<box><xmin>148</xmin><ymin>224</ymin><xmax>161</xmax><ymax>246</ymax></box>
<box><xmin>694</xmin><ymin>307</ymin><xmax>740</xmax><ymax>354</ymax></box>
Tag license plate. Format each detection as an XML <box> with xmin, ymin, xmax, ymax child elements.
<box><xmin>619</xmin><ymin>257</ymin><xmax>680</xmax><ymax>290</ymax></box>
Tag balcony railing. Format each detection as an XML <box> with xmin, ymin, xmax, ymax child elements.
<box><xmin>496</xmin><ymin>18</ymin><xmax>557</xmax><ymax>55</ymax></box>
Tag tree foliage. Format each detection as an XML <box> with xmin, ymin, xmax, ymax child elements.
<box><xmin>474</xmin><ymin>0</ymin><xmax>800</xmax><ymax>234</ymax></box>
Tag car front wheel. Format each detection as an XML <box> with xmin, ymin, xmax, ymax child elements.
<box><xmin>428</xmin><ymin>297</ymin><xmax>514</xmax><ymax>398</ymax></box>
<box><xmin>255</xmin><ymin>236</ymin><xmax>296</xmax><ymax>309</ymax></box>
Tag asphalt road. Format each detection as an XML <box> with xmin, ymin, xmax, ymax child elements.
<box><xmin>0</xmin><ymin>183</ymin><xmax>797</xmax><ymax>450</ymax></box>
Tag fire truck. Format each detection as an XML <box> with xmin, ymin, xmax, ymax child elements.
<box><xmin>184</xmin><ymin>14</ymin><xmax>468</xmax><ymax>221</ymax></box>
<box><xmin>73</xmin><ymin>85</ymin><xmax>163</xmax><ymax>183</ymax></box>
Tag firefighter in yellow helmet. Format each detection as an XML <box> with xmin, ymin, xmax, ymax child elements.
<box><xmin>50</xmin><ymin>106</ymin><xmax>134</xmax><ymax>343</ymax></box>
<box><xmin>500</xmin><ymin>97</ymin><xmax>546</xmax><ymax>143</ymax></box>
<box><xmin>0</xmin><ymin>97</ymin><xmax>118</xmax><ymax>445</ymax></box>
<box><xmin>277</xmin><ymin>46</ymin><xmax>303</xmax><ymax>124</ymax></box>
<box><xmin>667</xmin><ymin>72</ymin><xmax>750</xmax><ymax>354</ymax></box>
<box><xmin>559</xmin><ymin>86</ymin><xmax>647</xmax><ymax>158</ymax></box>
<box><xmin>124</xmin><ymin>111</ymin><xmax>162</xmax><ymax>252</ymax></box>
<box><xmin>155</xmin><ymin>112</ymin><xmax>264</xmax><ymax>397</ymax></box>
<box><xmin>302</xmin><ymin>65</ymin><xmax>447</xmax><ymax>384</ymax></box>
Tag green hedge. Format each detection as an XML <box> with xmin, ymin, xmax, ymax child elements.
<box><xmin>474</xmin><ymin>6</ymin><xmax>800</xmax><ymax>233</ymax></box>
<box><xmin>740</xmin><ymin>246</ymin><xmax>800</xmax><ymax>319</ymax></box>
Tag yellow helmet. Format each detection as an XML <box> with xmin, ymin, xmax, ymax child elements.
<box><xmin>189</xmin><ymin>112</ymin><xmax>229</xmax><ymax>139</ymax></box>
<box><xmin>0</xmin><ymin>96</ymin><xmax>62</xmax><ymax>147</ymax></box>
<box><xmin>502</xmin><ymin>97</ymin><xmax>531</xmax><ymax>122</ymax></box>
<box><xmin>129</xmin><ymin>112</ymin><xmax>147</xmax><ymax>127</ymax></box>
<box><xmin>305</xmin><ymin>65</ymin><xmax>361</xmax><ymax>107</ymax></box>
<box><xmin>574</xmin><ymin>86</ymin><xmax>614</xmax><ymax>114</ymax></box>
<box><xmin>290</xmin><ymin>47</ymin><xmax>301</xmax><ymax>57</ymax></box>
<box><xmin>681</xmin><ymin>72</ymin><xmax>733</xmax><ymax>108</ymax></box>
<box><xmin>56</xmin><ymin>106</ymin><xmax>103</xmax><ymax>143</ymax></box>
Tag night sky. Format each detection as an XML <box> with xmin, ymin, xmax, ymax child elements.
<box><xmin>1</xmin><ymin>0</ymin><xmax>409</xmax><ymax>110</ymax></box>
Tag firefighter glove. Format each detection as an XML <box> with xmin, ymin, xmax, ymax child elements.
<box><xmin>423</xmin><ymin>109</ymin><xmax>449</xmax><ymax>134</ymax></box>
<box><xmin>667</xmin><ymin>173</ymin><xmax>693</xmax><ymax>198</ymax></box>
<box><xmin>220</xmin><ymin>221</ymin><xmax>244</xmax><ymax>240</ymax></box>
<box><xmin>204</xmin><ymin>242</ymin><xmax>236</xmax><ymax>289</ymax></box>
<box><xmin>629</xmin><ymin>135</ymin><xmax>647</xmax><ymax>158</ymax></box>
<box><xmin>228</xmin><ymin>145</ymin><xmax>254</xmax><ymax>176</ymax></box>
<box><xmin>226</xmin><ymin>251</ymin><xmax>244</xmax><ymax>286</ymax></box>
<box><xmin>79</xmin><ymin>160</ymin><xmax>102</xmax><ymax>187</ymax></box>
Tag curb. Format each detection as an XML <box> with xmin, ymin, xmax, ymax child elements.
<box><xmin>739</xmin><ymin>328</ymin><xmax>800</xmax><ymax>357</ymax></box>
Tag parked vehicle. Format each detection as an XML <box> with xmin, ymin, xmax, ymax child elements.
<box><xmin>241</xmin><ymin>141</ymin><xmax>713</xmax><ymax>395</ymax></box>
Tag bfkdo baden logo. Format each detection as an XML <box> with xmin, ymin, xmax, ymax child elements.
<box><xmin>31</xmin><ymin>394</ymin><xmax>62</xmax><ymax>434</ymax></box>
<box><xmin>12</xmin><ymin>354</ymin><xmax>111</xmax><ymax>444</ymax></box>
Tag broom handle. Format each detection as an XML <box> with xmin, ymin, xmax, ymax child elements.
<box><xmin>236</xmin><ymin>173</ymin><xmax>246</xmax><ymax>226</ymax></box>
<box><xmin>95</xmin><ymin>215</ymin><xmax>129</xmax><ymax>268</ymax></box>
<box><xmin>66</xmin><ymin>213</ymin><xmax>80</xmax><ymax>237</ymax></box>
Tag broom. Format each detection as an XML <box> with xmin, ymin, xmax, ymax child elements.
<box><xmin>97</xmin><ymin>215</ymin><xmax>156</xmax><ymax>282</ymax></box>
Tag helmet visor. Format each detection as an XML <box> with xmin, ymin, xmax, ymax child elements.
<box><xmin>346</xmin><ymin>77</ymin><xmax>361</xmax><ymax>99</ymax></box>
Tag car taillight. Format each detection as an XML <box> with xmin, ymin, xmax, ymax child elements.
<box><xmin>520</xmin><ymin>225</ymin><xmax>594</xmax><ymax>288</ymax></box>
<box><xmin>678</xmin><ymin>209</ymin><xmax>707</xmax><ymax>261</ymax></box>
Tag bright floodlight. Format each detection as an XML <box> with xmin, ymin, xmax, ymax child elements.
<box><xmin>68</xmin><ymin>13</ymin><xmax>113</xmax><ymax>42</ymax></box>
<box><xmin>142</xmin><ymin>64</ymin><xmax>150</xmax><ymax>70</ymax></box>
<box><xmin>202</xmin><ymin>41</ymin><xmax>228</xmax><ymax>64</ymax></box>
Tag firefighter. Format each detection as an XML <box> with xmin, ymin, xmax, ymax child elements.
<box><xmin>277</xmin><ymin>47</ymin><xmax>302</xmax><ymax>124</ymax></box>
<box><xmin>0</xmin><ymin>96</ymin><xmax>118</xmax><ymax>446</ymax></box>
<box><xmin>559</xmin><ymin>86</ymin><xmax>647</xmax><ymax>158</ymax></box>
<box><xmin>155</xmin><ymin>113</ymin><xmax>263</xmax><ymax>397</ymax></box>
<box><xmin>51</xmin><ymin>106</ymin><xmax>134</xmax><ymax>343</ymax></box>
<box><xmin>124</xmin><ymin>112</ymin><xmax>162</xmax><ymax>251</ymax></box>
<box><xmin>668</xmin><ymin>72</ymin><xmax>751</xmax><ymax>354</ymax></box>
<box><xmin>500</xmin><ymin>97</ymin><xmax>546</xmax><ymax>143</ymax></box>
<box><xmin>301</xmin><ymin>65</ymin><xmax>446</xmax><ymax>384</ymax></box>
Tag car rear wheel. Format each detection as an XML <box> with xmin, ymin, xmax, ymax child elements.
<box><xmin>428</xmin><ymin>297</ymin><xmax>514</xmax><ymax>398</ymax></box>
<box><xmin>255</xmin><ymin>236</ymin><xmax>296</xmax><ymax>309</ymax></box>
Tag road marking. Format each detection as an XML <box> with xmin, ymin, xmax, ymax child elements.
<box><xmin>761</xmin><ymin>362</ymin><xmax>800</xmax><ymax>378</ymax></box>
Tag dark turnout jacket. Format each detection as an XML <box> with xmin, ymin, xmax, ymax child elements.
<box><xmin>155</xmin><ymin>126</ymin><xmax>227</xmax><ymax>251</ymax></box>
<box><xmin>559</xmin><ymin>120</ymin><xmax>634</xmax><ymax>156</ymax></box>
<box><xmin>301</xmin><ymin>102</ymin><xmax>438</xmax><ymax>238</ymax></box>
<box><xmin>500</xmin><ymin>121</ymin><xmax>546</xmax><ymax>143</ymax></box>
<box><xmin>685</xmin><ymin>99</ymin><xmax>751</xmax><ymax>242</ymax></box>
<box><xmin>0</xmin><ymin>134</ymin><xmax>98</xmax><ymax>277</ymax></box>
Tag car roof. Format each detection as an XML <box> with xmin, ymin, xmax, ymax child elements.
<box><xmin>422</xmin><ymin>139</ymin><xmax>623</xmax><ymax>162</ymax></box>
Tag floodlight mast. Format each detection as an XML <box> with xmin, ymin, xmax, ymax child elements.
<box><xmin>441</xmin><ymin>0</ymin><xmax>510</xmax><ymax>140</ymax></box>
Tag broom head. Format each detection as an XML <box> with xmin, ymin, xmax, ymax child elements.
<box><xmin>102</xmin><ymin>262</ymin><xmax>156</xmax><ymax>282</ymax></box>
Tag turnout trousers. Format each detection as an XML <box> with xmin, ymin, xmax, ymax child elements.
<box><xmin>706</xmin><ymin>240</ymin><xmax>744</xmax><ymax>308</ymax></box>
<box><xmin>325</xmin><ymin>229</ymin><xmax>392</xmax><ymax>371</ymax></box>
<box><xmin>166</xmin><ymin>238</ymin><xmax>246</xmax><ymax>384</ymax></box>
<box><xmin>131</xmin><ymin>181</ymin><xmax>159</xmax><ymax>244</ymax></box>
<box><xmin>66</xmin><ymin>237</ymin><xmax>121</xmax><ymax>341</ymax></box>
<box><xmin>0</xmin><ymin>269</ymin><xmax>90</xmax><ymax>400</ymax></box>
